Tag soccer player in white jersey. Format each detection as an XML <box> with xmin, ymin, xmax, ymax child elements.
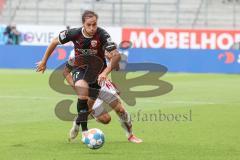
<box><xmin>65</xmin><ymin>50</ymin><xmax>142</xmax><ymax>144</ymax></box>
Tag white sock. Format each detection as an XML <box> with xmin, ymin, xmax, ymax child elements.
<box><xmin>118</xmin><ymin>111</ymin><xmax>133</xmax><ymax>137</ymax></box>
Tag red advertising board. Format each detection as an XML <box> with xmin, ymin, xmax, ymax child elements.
<box><xmin>122</xmin><ymin>28</ymin><xmax>240</xmax><ymax>49</ymax></box>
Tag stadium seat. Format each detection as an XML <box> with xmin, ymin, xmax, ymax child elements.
<box><xmin>0</xmin><ymin>0</ymin><xmax>240</xmax><ymax>28</ymax></box>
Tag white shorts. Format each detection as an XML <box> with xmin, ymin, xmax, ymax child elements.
<box><xmin>92</xmin><ymin>80</ymin><xmax>119</xmax><ymax>117</ymax></box>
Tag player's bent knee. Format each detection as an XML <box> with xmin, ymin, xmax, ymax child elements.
<box><xmin>75</xmin><ymin>80</ymin><xmax>89</xmax><ymax>99</ymax></box>
<box><xmin>97</xmin><ymin>114</ymin><xmax>111</xmax><ymax>124</ymax></box>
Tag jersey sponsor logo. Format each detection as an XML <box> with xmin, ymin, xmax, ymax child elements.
<box><xmin>76</xmin><ymin>48</ymin><xmax>98</xmax><ymax>55</ymax></box>
<box><xmin>91</xmin><ymin>40</ymin><xmax>98</xmax><ymax>47</ymax></box>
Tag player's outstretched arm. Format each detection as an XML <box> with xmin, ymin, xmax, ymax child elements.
<box><xmin>104</xmin><ymin>49</ymin><xmax>121</xmax><ymax>73</ymax></box>
<box><xmin>105</xmin><ymin>51</ymin><xmax>120</xmax><ymax>71</ymax></box>
<box><xmin>98</xmin><ymin>49</ymin><xmax>121</xmax><ymax>84</ymax></box>
<box><xmin>36</xmin><ymin>37</ymin><xmax>59</xmax><ymax>73</ymax></box>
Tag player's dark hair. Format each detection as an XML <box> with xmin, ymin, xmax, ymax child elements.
<box><xmin>82</xmin><ymin>10</ymin><xmax>98</xmax><ymax>23</ymax></box>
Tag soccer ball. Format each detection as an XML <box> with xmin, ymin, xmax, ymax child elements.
<box><xmin>82</xmin><ymin>128</ymin><xmax>105</xmax><ymax>149</ymax></box>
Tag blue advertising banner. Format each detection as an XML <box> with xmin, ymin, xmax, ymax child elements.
<box><xmin>0</xmin><ymin>46</ymin><xmax>240</xmax><ymax>73</ymax></box>
<box><xmin>0</xmin><ymin>45</ymin><xmax>72</xmax><ymax>69</ymax></box>
<box><xmin>127</xmin><ymin>48</ymin><xmax>240</xmax><ymax>73</ymax></box>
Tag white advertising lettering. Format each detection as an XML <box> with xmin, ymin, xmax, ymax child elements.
<box><xmin>123</xmin><ymin>28</ymin><xmax>240</xmax><ymax>50</ymax></box>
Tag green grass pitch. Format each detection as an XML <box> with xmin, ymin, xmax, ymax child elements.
<box><xmin>0</xmin><ymin>69</ymin><xmax>239</xmax><ymax>160</ymax></box>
